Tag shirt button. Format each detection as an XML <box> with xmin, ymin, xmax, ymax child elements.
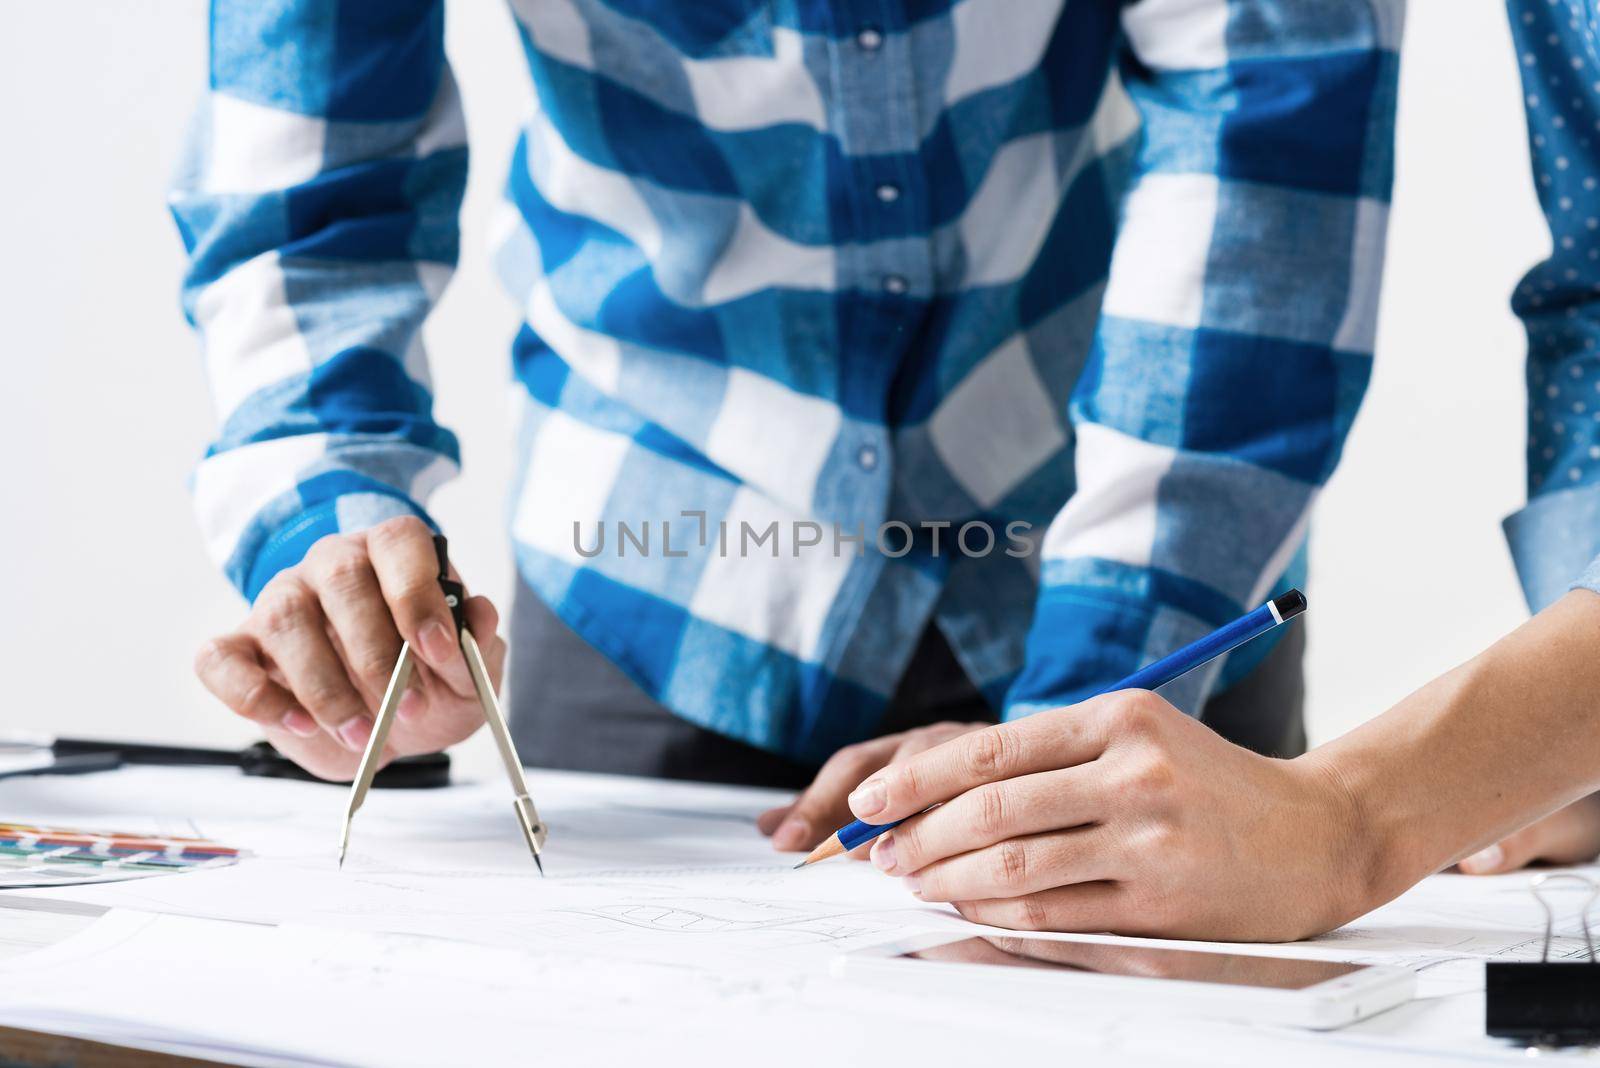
<box><xmin>874</xmin><ymin>182</ymin><xmax>901</xmax><ymax>204</ymax></box>
<box><xmin>856</xmin><ymin>26</ymin><xmax>884</xmax><ymax>51</ymax></box>
<box><xmin>856</xmin><ymin>445</ymin><xmax>879</xmax><ymax>471</ymax></box>
<box><xmin>882</xmin><ymin>274</ymin><xmax>908</xmax><ymax>295</ymax></box>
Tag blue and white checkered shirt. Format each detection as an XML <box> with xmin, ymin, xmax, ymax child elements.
<box><xmin>175</xmin><ymin>0</ymin><xmax>1403</xmax><ymax>763</ymax></box>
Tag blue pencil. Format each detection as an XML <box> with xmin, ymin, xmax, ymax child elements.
<box><xmin>794</xmin><ymin>589</ymin><xmax>1308</xmax><ymax>868</ymax></box>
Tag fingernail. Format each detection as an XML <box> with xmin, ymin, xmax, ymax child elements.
<box><xmin>904</xmin><ymin>875</ymin><xmax>922</xmax><ymax>899</ymax></box>
<box><xmin>774</xmin><ymin>817</ymin><xmax>811</xmax><ymax>851</ymax></box>
<box><xmin>419</xmin><ymin>621</ymin><xmax>457</xmax><ymax>666</ymax></box>
<box><xmin>280</xmin><ymin>709</ymin><xmax>319</xmax><ymax>738</ymax></box>
<box><xmin>871</xmin><ymin>835</ymin><xmax>898</xmax><ymax>874</ymax></box>
<box><xmin>396</xmin><ymin>689</ymin><xmax>426</xmax><ymax>723</ymax></box>
<box><xmin>337</xmin><ymin>717</ymin><xmax>374</xmax><ymax>752</ymax></box>
<box><xmin>849</xmin><ymin>778</ymin><xmax>887</xmax><ymax>819</ymax></box>
<box><xmin>1462</xmin><ymin>845</ymin><xmax>1504</xmax><ymax>873</ymax></box>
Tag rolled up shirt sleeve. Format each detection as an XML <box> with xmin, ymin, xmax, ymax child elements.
<box><xmin>172</xmin><ymin>0</ymin><xmax>467</xmax><ymax>600</ymax></box>
<box><xmin>1005</xmin><ymin>0</ymin><xmax>1404</xmax><ymax>717</ymax></box>
<box><xmin>1578</xmin><ymin>556</ymin><xmax>1600</xmax><ymax>595</ymax></box>
<box><xmin>1503</xmin><ymin>0</ymin><xmax>1600</xmax><ymax>608</ymax></box>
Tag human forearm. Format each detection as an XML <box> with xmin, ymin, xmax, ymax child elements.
<box><xmin>1310</xmin><ymin>589</ymin><xmax>1600</xmax><ymax>908</ymax></box>
<box><xmin>178</xmin><ymin>0</ymin><xmax>466</xmax><ymax>599</ymax></box>
<box><xmin>846</xmin><ymin>589</ymin><xmax>1600</xmax><ymax>942</ymax></box>
<box><xmin>184</xmin><ymin>2</ymin><xmax>490</xmax><ymax>778</ymax></box>
<box><xmin>1006</xmin><ymin>0</ymin><xmax>1401</xmax><ymax>719</ymax></box>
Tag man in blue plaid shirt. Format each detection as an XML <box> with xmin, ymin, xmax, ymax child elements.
<box><xmin>183</xmin><ymin>1</ymin><xmax>1401</xmax><ymax>854</ymax></box>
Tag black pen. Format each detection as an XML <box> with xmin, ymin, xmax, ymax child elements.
<box><xmin>0</xmin><ymin>751</ymin><xmax>123</xmax><ymax>782</ymax></box>
<box><xmin>0</xmin><ymin>734</ymin><xmax>452</xmax><ymax>789</ymax></box>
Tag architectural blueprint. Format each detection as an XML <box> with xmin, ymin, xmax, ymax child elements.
<box><xmin>2</xmin><ymin>766</ymin><xmax>1598</xmax><ymax>1065</ymax></box>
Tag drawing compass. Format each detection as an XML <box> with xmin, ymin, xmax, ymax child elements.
<box><xmin>337</xmin><ymin>536</ymin><xmax>547</xmax><ymax>874</ymax></box>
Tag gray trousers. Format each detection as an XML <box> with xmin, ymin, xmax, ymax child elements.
<box><xmin>507</xmin><ymin>578</ymin><xmax>1306</xmax><ymax>789</ymax></box>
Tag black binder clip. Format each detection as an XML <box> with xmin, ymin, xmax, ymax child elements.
<box><xmin>1487</xmin><ymin>873</ymin><xmax>1600</xmax><ymax>1048</ymax></box>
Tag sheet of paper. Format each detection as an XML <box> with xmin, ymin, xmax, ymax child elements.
<box><xmin>2</xmin><ymin>767</ymin><xmax>959</xmax><ymax>975</ymax></box>
<box><xmin>0</xmin><ymin>896</ymin><xmax>101</xmax><ymax>961</ymax></box>
<box><xmin>0</xmin><ymin>908</ymin><xmax>1198</xmax><ymax>1068</ymax></box>
<box><xmin>0</xmin><ymin>907</ymin><xmax>1551</xmax><ymax>1068</ymax></box>
<box><xmin>1</xmin><ymin>766</ymin><xmax>1592</xmax><ymax>1066</ymax></box>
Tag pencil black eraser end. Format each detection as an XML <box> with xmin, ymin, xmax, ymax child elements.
<box><xmin>1271</xmin><ymin>589</ymin><xmax>1307</xmax><ymax>621</ymax></box>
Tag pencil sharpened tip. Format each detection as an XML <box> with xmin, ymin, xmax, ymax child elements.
<box><xmin>792</xmin><ymin>860</ymin><xmax>808</xmax><ymax>870</ymax></box>
<box><xmin>534</xmin><ymin>853</ymin><xmax>545</xmax><ymax>877</ymax></box>
<box><xmin>794</xmin><ymin>834</ymin><xmax>847</xmax><ymax>869</ymax></box>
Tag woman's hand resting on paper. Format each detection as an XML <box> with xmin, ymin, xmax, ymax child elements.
<box><xmin>781</xmin><ymin>590</ymin><xmax>1600</xmax><ymax>940</ymax></box>
<box><xmin>839</xmin><ymin>691</ymin><xmax>1373</xmax><ymax>942</ymax></box>
<box><xmin>1458</xmin><ymin>793</ymin><xmax>1600</xmax><ymax>875</ymax></box>
<box><xmin>193</xmin><ymin>517</ymin><xmax>504</xmax><ymax>782</ymax></box>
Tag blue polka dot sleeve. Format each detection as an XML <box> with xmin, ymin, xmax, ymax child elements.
<box><xmin>1505</xmin><ymin>0</ymin><xmax>1600</xmax><ymax>607</ymax></box>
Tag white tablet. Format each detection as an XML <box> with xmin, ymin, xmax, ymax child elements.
<box><xmin>835</xmin><ymin>932</ymin><xmax>1415</xmax><ymax>1030</ymax></box>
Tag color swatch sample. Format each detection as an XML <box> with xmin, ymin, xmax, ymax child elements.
<box><xmin>0</xmin><ymin>823</ymin><xmax>241</xmax><ymax>887</ymax></box>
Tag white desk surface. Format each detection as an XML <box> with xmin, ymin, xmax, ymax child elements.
<box><xmin>0</xmin><ymin>764</ymin><xmax>1590</xmax><ymax>1067</ymax></box>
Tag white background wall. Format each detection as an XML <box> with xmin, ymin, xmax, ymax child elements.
<box><xmin>0</xmin><ymin>0</ymin><xmax>1548</xmax><ymax>776</ymax></box>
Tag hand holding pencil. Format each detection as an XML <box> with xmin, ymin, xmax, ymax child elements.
<box><xmin>795</xmin><ymin>593</ymin><xmax>1370</xmax><ymax>942</ymax></box>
